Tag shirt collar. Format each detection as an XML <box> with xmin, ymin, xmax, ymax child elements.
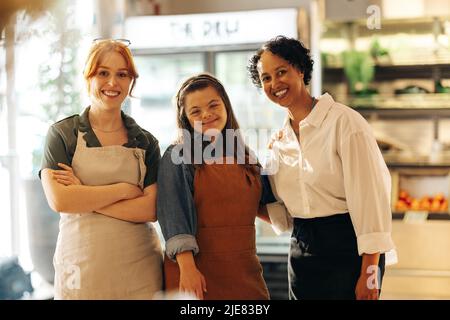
<box><xmin>282</xmin><ymin>92</ymin><xmax>335</xmax><ymax>131</ymax></box>
<box><xmin>78</xmin><ymin>106</ymin><xmax>149</xmax><ymax>148</ymax></box>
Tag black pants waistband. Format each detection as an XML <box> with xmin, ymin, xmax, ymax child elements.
<box><xmin>292</xmin><ymin>212</ymin><xmax>357</xmax><ymax>256</ymax></box>
<box><xmin>293</xmin><ymin>212</ymin><xmax>351</xmax><ymax>225</ymax></box>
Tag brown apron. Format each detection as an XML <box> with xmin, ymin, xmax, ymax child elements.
<box><xmin>164</xmin><ymin>161</ymin><xmax>269</xmax><ymax>300</ymax></box>
<box><xmin>53</xmin><ymin>131</ymin><xmax>163</xmax><ymax>299</ymax></box>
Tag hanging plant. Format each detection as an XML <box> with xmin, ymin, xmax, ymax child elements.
<box><xmin>342</xmin><ymin>50</ymin><xmax>376</xmax><ymax>96</ymax></box>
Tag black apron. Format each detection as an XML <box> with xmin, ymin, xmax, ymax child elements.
<box><xmin>288</xmin><ymin>213</ymin><xmax>385</xmax><ymax>300</ymax></box>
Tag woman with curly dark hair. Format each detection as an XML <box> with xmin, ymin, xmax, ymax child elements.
<box><xmin>248</xmin><ymin>36</ymin><xmax>395</xmax><ymax>300</ymax></box>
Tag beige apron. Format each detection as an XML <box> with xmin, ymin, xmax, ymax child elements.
<box><xmin>53</xmin><ymin>131</ymin><xmax>163</xmax><ymax>299</ymax></box>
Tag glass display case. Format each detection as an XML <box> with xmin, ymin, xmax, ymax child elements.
<box><xmin>132</xmin><ymin>53</ymin><xmax>206</xmax><ymax>153</ymax></box>
<box><xmin>321</xmin><ymin>16</ymin><xmax>450</xmax><ymax>111</ymax></box>
<box><xmin>320</xmin><ymin>15</ymin><xmax>450</xmax><ymax>162</ymax></box>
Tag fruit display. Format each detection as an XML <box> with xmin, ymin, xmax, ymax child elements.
<box><xmin>395</xmin><ymin>190</ymin><xmax>449</xmax><ymax>213</ymax></box>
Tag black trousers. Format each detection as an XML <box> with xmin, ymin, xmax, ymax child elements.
<box><xmin>288</xmin><ymin>213</ymin><xmax>385</xmax><ymax>300</ymax></box>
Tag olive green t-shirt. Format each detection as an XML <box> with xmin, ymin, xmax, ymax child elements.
<box><xmin>39</xmin><ymin>106</ymin><xmax>160</xmax><ymax>188</ymax></box>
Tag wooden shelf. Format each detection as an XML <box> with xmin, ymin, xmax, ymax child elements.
<box><xmin>387</xmin><ymin>162</ymin><xmax>450</xmax><ymax>169</ymax></box>
<box><xmin>393</xmin><ymin>212</ymin><xmax>450</xmax><ymax>220</ymax></box>
<box><xmin>355</xmin><ymin>107</ymin><xmax>450</xmax><ymax>120</ymax></box>
<box><xmin>323</xmin><ymin>63</ymin><xmax>450</xmax><ymax>82</ymax></box>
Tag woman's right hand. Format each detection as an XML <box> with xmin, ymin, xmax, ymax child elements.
<box><xmin>179</xmin><ymin>265</ymin><xmax>207</xmax><ymax>300</ymax></box>
<box><xmin>268</xmin><ymin>129</ymin><xmax>284</xmax><ymax>149</ymax></box>
<box><xmin>52</xmin><ymin>163</ymin><xmax>82</xmax><ymax>186</ymax></box>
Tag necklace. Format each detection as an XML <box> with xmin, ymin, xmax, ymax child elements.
<box><xmin>91</xmin><ymin>125</ymin><xmax>124</xmax><ymax>133</ymax></box>
<box><xmin>310</xmin><ymin>96</ymin><xmax>316</xmax><ymax>109</ymax></box>
<box><xmin>292</xmin><ymin>96</ymin><xmax>316</xmax><ymax>135</ymax></box>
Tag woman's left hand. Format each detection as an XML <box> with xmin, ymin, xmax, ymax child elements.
<box><xmin>52</xmin><ymin>163</ymin><xmax>82</xmax><ymax>186</ymax></box>
<box><xmin>355</xmin><ymin>271</ymin><xmax>379</xmax><ymax>300</ymax></box>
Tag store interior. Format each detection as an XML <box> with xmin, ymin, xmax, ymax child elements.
<box><xmin>0</xmin><ymin>0</ymin><xmax>449</xmax><ymax>300</ymax></box>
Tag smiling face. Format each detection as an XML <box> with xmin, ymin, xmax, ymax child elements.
<box><xmin>184</xmin><ymin>85</ymin><xmax>228</xmax><ymax>135</ymax></box>
<box><xmin>257</xmin><ymin>51</ymin><xmax>305</xmax><ymax>108</ymax></box>
<box><xmin>88</xmin><ymin>51</ymin><xmax>132</xmax><ymax>110</ymax></box>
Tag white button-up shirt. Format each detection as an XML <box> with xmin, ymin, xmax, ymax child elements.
<box><xmin>266</xmin><ymin>93</ymin><xmax>396</xmax><ymax>256</ymax></box>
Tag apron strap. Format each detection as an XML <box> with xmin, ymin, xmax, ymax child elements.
<box><xmin>76</xmin><ymin>130</ymin><xmax>88</xmax><ymax>149</ymax></box>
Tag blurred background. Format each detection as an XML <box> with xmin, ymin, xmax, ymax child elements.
<box><xmin>0</xmin><ymin>0</ymin><xmax>449</xmax><ymax>300</ymax></box>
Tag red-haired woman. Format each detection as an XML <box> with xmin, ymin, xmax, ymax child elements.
<box><xmin>40</xmin><ymin>39</ymin><xmax>163</xmax><ymax>299</ymax></box>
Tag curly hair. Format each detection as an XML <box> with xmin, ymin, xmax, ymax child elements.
<box><xmin>248</xmin><ymin>35</ymin><xmax>314</xmax><ymax>88</ymax></box>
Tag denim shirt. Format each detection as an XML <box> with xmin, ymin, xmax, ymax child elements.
<box><xmin>157</xmin><ymin>144</ymin><xmax>276</xmax><ymax>261</ymax></box>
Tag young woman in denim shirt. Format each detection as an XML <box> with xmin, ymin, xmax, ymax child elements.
<box><xmin>157</xmin><ymin>73</ymin><xmax>275</xmax><ymax>300</ymax></box>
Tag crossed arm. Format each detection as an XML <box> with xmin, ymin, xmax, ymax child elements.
<box><xmin>41</xmin><ymin>163</ymin><xmax>157</xmax><ymax>223</ymax></box>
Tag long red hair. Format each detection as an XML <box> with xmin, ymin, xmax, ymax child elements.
<box><xmin>83</xmin><ymin>40</ymin><xmax>139</xmax><ymax>96</ymax></box>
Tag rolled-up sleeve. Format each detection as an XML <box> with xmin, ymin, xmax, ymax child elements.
<box><xmin>156</xmin><ymin>146</ymin><xmax>199</xmax><ymax>261</ymax></box>
<box><xmin>341</xmin><ymin>131</ymin><xmax>396</xmax><ymax>255</ymax></box>
<box><xmin>39</xmin><ymin>125</ymin><xmax>71</xmax><ymax>179</ymax></box>
<box><xmin>266</xmin><ymin>202</ymin><xmax>293</xmax><ymax>235</ymax></box>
